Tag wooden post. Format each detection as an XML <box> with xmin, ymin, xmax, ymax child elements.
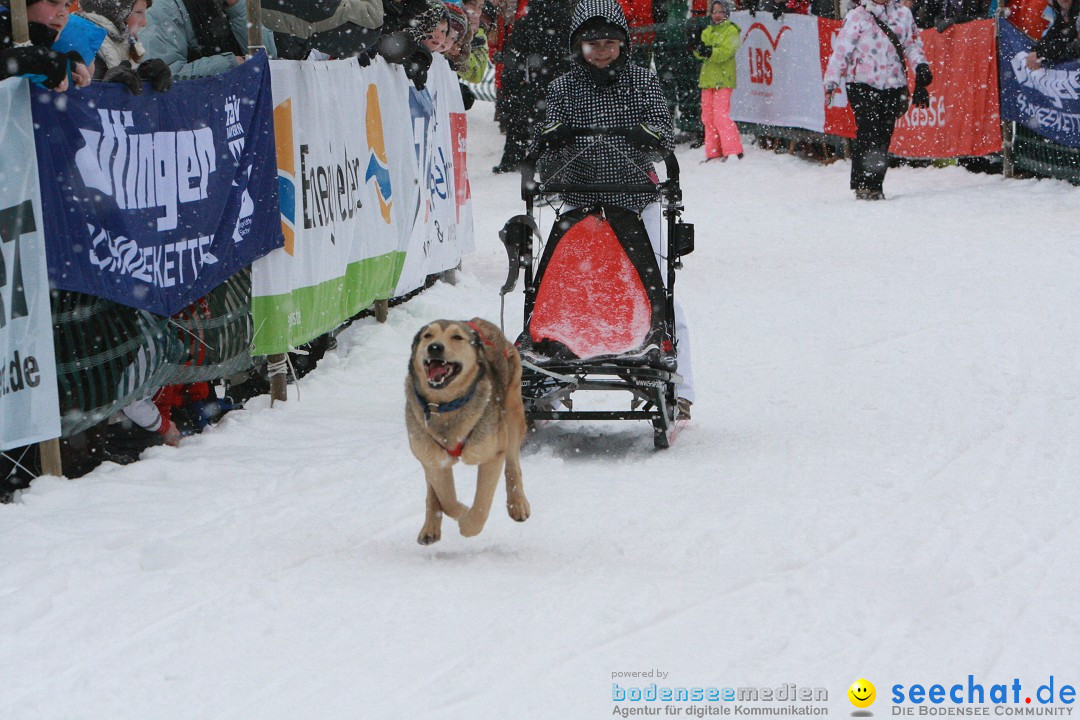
<box><xmin>10</xmin><ymin>0</ymin><xmax>30</xmax><ymax>45</ymax></box>
<box><xmin>246</xmin><ymin>0</ymin><xmax>264</xmax><ymax>56</ymax></box>
<box><xmin>39</xmin><ymin>438</ymin><xmax>63</xmax><ymax>478</ymax></box>
<box><xmin>268</xmin><ymin>353</ymin><xmax>288</xmax><ymax>405</ymax></box>
<box><xmin>1002</xmin><ymin>121</ymin><xmax>1014</xmax><ymax>178</ymax></box>
<box><xmin>374</xmin><ymin>299</ymin><xmax>389</xmax><ymax>323</ymax></box>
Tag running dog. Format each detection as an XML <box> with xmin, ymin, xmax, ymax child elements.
<box><xmin>405</xmin><ymin>318</ymin><xmax>530</xmax><ymax>544</ymax></box>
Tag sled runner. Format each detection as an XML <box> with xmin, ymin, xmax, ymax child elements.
<box><xmin>499</xmin><ymin>128</ymin><xmax>694</xmax><ymax>449</ymax></box>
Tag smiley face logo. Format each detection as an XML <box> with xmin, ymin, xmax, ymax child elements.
<box><xmin>848</xmin><ymin>679</ymin><xmax>876</xmax><ymax>708</ymax></box>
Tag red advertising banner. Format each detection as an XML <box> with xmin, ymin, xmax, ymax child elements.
<box><xmin>815</xmin><ymin>18</ymin><xmax>1001</xmax><ymax>157</ymax></box>
<box><xmin>450</xmin><ymin>112</ymin><xmax>470</xmax><ymax>224</ymax></box>
<box><xmin>818</xmin><ymin>17</ymin><xmax>856</xmax><ymax>138</ymax></box>
<box><xmin>891</xmin><ymin>20</ymin><xmax>1002</xmax><ymax>157</ymax></box>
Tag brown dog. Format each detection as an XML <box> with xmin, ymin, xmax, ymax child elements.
<box><xmin>405</xmin><ymin>318</ymin><xmax>530</xmax><ymax>544</ymax></box>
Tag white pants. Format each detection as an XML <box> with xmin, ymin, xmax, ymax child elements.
<box><xmin>641</xmin><ymin>203</ymin><xmax>694</xmax><ymax>403</ymax></box>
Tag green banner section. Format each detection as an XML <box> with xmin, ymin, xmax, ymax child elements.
<box><xmin>251</xmin><ymin>252</ymin><xmax>405</xmax><ymax>355</ymax></box>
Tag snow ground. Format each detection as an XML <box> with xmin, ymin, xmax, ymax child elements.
<box><xmin>3</xmin><ymin>109</ymin><xmax>1080</xmax><ymax>720</ymax></box>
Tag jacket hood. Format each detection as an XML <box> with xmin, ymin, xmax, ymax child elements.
<box><xmin>569</xmin><ymin>0</ymin><xmax>630</xmax><ymax>52</ymax></box>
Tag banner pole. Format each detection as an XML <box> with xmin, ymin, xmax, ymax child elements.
<box><xmin>246</xmin><ymin>0</ymin><xmax>264</xmax><ymax>56</ymax></box>
<box><xmin>995</xmin><ymin>8</ymin><xmax>1014</xmax><ymax>178</ymax></box>
<box><xmin>10</xmin><ymin>0</ymin><xmax>30</xmax><ymax>45</ymax></box>
<box><xmin>39</xmin><ymin>439</ymin><xmax>63</xmax><ymax>477</ymax></box>
<box><xmin>12</xmin><ymin>0</ymin><xmax>64</xmax><ymax>477</ymax></box>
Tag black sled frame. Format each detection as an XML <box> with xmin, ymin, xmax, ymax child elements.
<box><xmin>499</xmin><ymin>128</ymin><xmax>695</xmax><ymax>449</ymax></box>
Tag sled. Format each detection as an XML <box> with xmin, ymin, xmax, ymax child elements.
<box><xmin>499</xmin><ymin>128</ymin><xmax>694</xmax><ymax>449</ymax></box>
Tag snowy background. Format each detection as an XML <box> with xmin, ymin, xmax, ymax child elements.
<box><xmin>3</xmin><ymin>109</ymin><xmax>1080</xmax><ymax>720</ymax></box>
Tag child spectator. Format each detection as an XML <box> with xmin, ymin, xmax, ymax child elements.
<box><xmin>1</xmin><ymin>0</ymin><xmax>92</xmax><ymax>90</ymax></box>
<box><xmin>695</xmin><ymin>0</ymin><xmax>743</xmax><ymax>162</ymax></box>
<box><xmin>78</xmin><ymin>0</ymin><xmax>172</xmax><ymax>92</ymax></box>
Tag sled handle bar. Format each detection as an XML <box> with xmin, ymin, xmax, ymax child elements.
<box><xmin>521</xmin><ymin>127</ymin><xmax>681</xmax><ymax>201</ymax></box>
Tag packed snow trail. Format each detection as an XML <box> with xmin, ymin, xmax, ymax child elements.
<box><xmin>2</xmin><ymin>111</ymin><xmax>1079</xmax><ymax>720</ymax></box>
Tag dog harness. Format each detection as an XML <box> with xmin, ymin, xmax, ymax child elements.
<box><xmin>413</xmin><ymin>370</ymin><xmax>485</xmax><ymax>458</ymax></box>
<box><xmin>467</xmin><ymin>321</ymin><xmax>510</xmax><ymax>359</ymax></box>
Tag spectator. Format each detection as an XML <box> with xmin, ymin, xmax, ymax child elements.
<box><xmin>140</xmin><ymin>0</ymin><xmax>277</xmax><ymax>80</ymax></box>
<box><xmin>932</xmin><ymin>0</ymin><xmax>989</xmax><ymax>30</ymax></box>
<box><xmin>454</xmin><ymin>0</ymin><xmax>490</xmax><ymax>83</ymax></box>
<box><xmin>492</xmin><ymin>0</ymin><xmax>572</xmax><ymax>173</ymax></box>
<box><xmin>1</xmin><ymin>0</ymin><xmax>92</xmax><ymax>90</ymax></box>
<box><xmin>824</xmin><ymin>0</ymin><xmax>931</xmax><ymax>200</ymax></box>
<box><xmin>1026</xmin><ymin>0</ymin><xmax>1079</xmax><ymax>69</ymax></box>
<box><xmin>533</xmin><ymin>0</ymin><xmax>695</xmax><ymax>418</ymax></box>
<box><xmin>653</xmin><ymin>0</ymin><xmax>706</xmax><ymax>146</ymax></box>
<box><xmin>260</xmin><ymin>0</ymin><xmax>384</xmax><ymax>61</ymax></box>
<box><xmin>695</xmin><ymin>0</ymin><xmax>743</xmax><ymax>161</ymax></box>
<box><xmin>78</xmin><ymin>0</ymin><xmax>173</xmax><ymax>91</ymax></box>
<box><xmin>377</xmin><ymin>0</ymin><xmax>448</xmax><ymax>89</ymax></box>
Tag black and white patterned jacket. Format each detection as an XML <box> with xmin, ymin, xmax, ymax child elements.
<box><xmin>535</xmin><ymin>0</ymin><xmax>675</xmax><ymax>213</ymax></box>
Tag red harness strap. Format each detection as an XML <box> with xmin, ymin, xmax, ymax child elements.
<box><xmin>446</xmin><ymin>441</ymin><xmax>466</xmax><ymax>458</ymax></box>
<box><xmin>467</xmin><ymin>321</ymin><xmax>510</xmax><ymax>359</ymax></box>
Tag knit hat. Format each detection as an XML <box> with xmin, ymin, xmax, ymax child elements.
<box><xmin>444</xmin><ymin>1</ymin><xmax>468</xmax><ymax>37</ymax></box>
<box><xmin>79</xmin><ymin>0</ymin><xmax>154</xmax><ymax>32</ymax></box>
<box><xmin>573</xmin><ymin>16</ymin><xmax>628</xmax><ymax>43</ymax></box>
<box><xmin>406</xmin><ymin>0</ymin><xmax>450</xmax><ymax>43</ymax></box>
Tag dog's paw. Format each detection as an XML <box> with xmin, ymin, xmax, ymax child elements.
<box><xmin>417</xmin><ymin>524</ymin><xmax>442</xmax><ymax>545</ymax></box>
<box><xmin>507</xmin><ymin>497</ymin><xmax>531</xmax><ymax>522</ymax></box>
<box><xmin>457</xmin><ymin>513</ymin><xmax>486</xmax><ymax>538</ymax></box>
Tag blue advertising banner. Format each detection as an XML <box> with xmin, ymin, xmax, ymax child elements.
<box><xmin>999</xmin><ymin>19</ymin><xmax>1080</xmax><ymax>149</ymax></box>
<box><xmin>31</xmin><ymin>53</ymin><xmax>283</xmax><ymax>316</ymax></box>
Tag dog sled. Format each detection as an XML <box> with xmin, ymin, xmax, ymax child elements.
<box><xmin>498</xmin><ymin>128</ymin><xmax>694</xmax><ymax>449</ymax></box>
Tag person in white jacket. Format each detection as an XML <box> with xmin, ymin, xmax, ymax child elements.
<box><xmin>823</xmin><ymin>0</ymin><xmax>932</xmax><ymax>200</ymax></box>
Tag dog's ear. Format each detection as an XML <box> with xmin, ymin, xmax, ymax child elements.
<box><xmin>411</xmin><ymin>324</ymin><xmax>429</xmax><ymax>362</ymax></box>
<box><xmin>469</xmin><ymin>327</ymin><xmax>483</xmax><ymax>350</ymax></box>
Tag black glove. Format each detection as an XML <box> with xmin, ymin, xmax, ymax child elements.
<box><xmin>696</xmin><ymin>42</ymin><xmax>712</xmax><ymax>57</ymax></box>
<box><xmin>404</xmin><ymin>48</ymin><xmax>432</xmax><ymax>90</ymax></box>
<box><xmin>539</xmin><ymin>121</ymin><xmax>575</xmax><ymax>150</ymax></box>
<box><xmin>459</xmin><ymin>82</ymin><xmax>475</xmax><ymax>110</ymax></box>
<box><xmin>137</xmin><ymin>58</ymin><xmax>172</xmax><ymax>92</ymax></box>
<box><xmin>0</xmin><ymin>45</ymin><xmax>69</xmax><ymax>88</ymax></box>
<box><xmin>915</xmin><ymin>63</ymin><xmax>933</xmax><ymax>89</ymax></box>
<box><xmin>933</xmin><ymin>16</ymin><xmax>955</xmax><ymax>32</ymax></box>
<box><xmin>102</xmin><ymin>62</ymin><xmax>143</xmax><ymax>94</ymax></box>
<box><xmin>772</xmin><ymin>7</ymin><xmax>784</xmax><ymax>19</ymax></box>
<box><xmin>627</xmin><ymin>123</ymin><xmax>665</xmax><ymax>152</ymax></box>
<box><xmin>911</xmin><ymin>85</ymin><xmax>930</xmax><ymax>108</ymax></box>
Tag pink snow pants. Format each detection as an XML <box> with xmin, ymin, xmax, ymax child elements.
<box><xmin>701</xmin><ymin>87</ymin><xmax>744</xmax><ymax>159</ymax></box>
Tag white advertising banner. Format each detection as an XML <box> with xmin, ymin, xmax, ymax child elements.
<box><xmin>254</xmin><ymin>57</ymin><xmax>472</xmax><ymax>355</ymax></box>
<box><xmin>0</xmin><ymin>78</ymin><xmax>62</xmax><ymax>449</ymax></box>
<box><xmin>730</xmin><ymin>11</ymin><xmax>828</xmax><ymax>132</ymax></box>
<box><xmin>394</xmin><ymin>54</ymin><xmax>475</xmax><ymax>296</ymax></box>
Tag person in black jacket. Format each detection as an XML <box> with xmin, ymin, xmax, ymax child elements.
<box><xmin>532</xmin><ymin>0</ymin><xmax>694</xmax><ymax>417</ymax></box>
<box><xmin>1026</xmin><ymin>0</ymin><xmax>1080</xmax><ymax>69</ymax></box>
<box><xmin>1</xmin><ymin>0</ymin><xmax>91</xmax><ymax>91</ymax></box>
<box><xmin>491</xmin><ymin>0</ymin><xmax>573</xmax><ymax>173</ymax></box>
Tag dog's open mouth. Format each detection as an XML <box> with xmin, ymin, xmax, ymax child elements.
<box><xmin>424</xmin><ymin>358</ymin><xmax>462</xmax><ymax>388</ymax></box>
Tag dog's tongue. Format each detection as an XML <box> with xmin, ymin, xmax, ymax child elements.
<box><xmin>427</xmin><ymin>361</ymin><xmax>451</xmax><ymax>383</ymax></box>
